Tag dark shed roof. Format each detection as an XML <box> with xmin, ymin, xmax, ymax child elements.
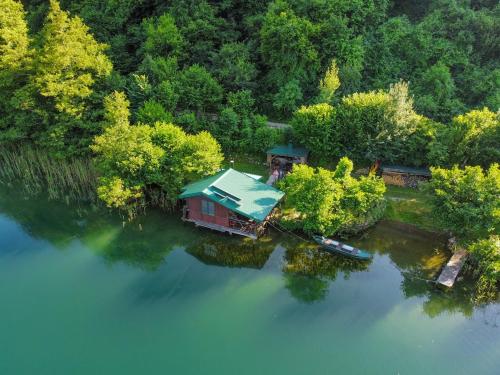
<box><xmin>266</xmin><ymin>144</ymin><xmax>309</xmax><ymax>158</ymax></box>
<box><xmin>381</xmin><ymin>165</ymin><xmax>431</xmax><ymax>177</ymax></box>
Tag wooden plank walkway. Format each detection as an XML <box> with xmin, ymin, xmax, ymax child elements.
<box><xmin>437</xmin><ymin>249</ymin><xmax>468</xmax><ymax>288</ymax></box>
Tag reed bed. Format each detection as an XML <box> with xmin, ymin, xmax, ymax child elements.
<box><xmin>0</xmin><ymin>146</ymin><xmax>98</xmax><ymax>202</ymax></box>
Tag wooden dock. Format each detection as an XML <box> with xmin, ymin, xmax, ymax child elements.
<box><xmin>183</xmin><ymin>218</ymin><xmax>258</xmax><ymax>240</ymax></box>
<box><xmin>436</xmin><ymin>249</ymin><xmax>468</xmax><ymax>288</ymax></box>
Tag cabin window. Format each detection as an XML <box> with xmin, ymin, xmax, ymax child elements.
<box><xmin>201</xmin><ymin>200</ymin><xmax>215</xmax><ymax>216</ymax></box>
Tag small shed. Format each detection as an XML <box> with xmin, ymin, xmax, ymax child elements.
<box><xmin>381</xmin><ymin>165</ymin><xmax>431</xmax><ymax>188</ymax></box>
<box><xmin>266</xmin><ymin>144</ymin><xmax>309</xmax><ymax>183</ymax></box>
<box><xmin>179</xmin><ymin>168</ymin><xmax>284</xmax><ymax>239</ymax></box>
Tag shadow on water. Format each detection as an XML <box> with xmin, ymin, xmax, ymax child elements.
<box><xmin>0</xmin><ymin>185</ymin><xmax>495</xmax><ymax>316</ymax></box>
<box><xmin>282</xmin><ymin>240</ymin><xmax>370</xmax><ymax>303</ymax></box>
<box><xmin>351</xmin><ymin>220</ymin><xmax>480</xmax><ymax>317</ymax></box>
<box><xmin>185</xmin><ymin>235</ymin><xmax>277</xmax><ymax>269</ymax></box>
<box><xmin>0</xmin><ymin>185</ymin><xmax>196</xmax><ymax>270</ymax></box>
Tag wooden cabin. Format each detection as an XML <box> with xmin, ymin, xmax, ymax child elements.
<box><xmin>266</xmin><ymin>144</ymin><xmax>309</xmax><ymax>184</ymax></box>
<box><xmin>380</xmin><ymin>165</ymin><xmax>431</xmax><ymax>188</ymax></box>
<box><xmin>179</xmin><ymin>168</ymin><xmax>284</xmax><ymax>239</ymax></box>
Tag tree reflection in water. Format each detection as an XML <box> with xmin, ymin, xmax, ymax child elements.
<box><xmin>186</xmin><ymin>235</ymin><xmax>276</xmax><ymax>269</ymax></box>
<box><xmin>0</xmin><ymin>185</ymin><xmax>495</xmax><ymax>314</ymax></box>
<box><xmin>354</xmin><ymin>220</ymin><xmax>477</xmax><ymax>317</ymax></box>
<box><xmin>0</xmin><ymin>185</ymin><xmax>192</xmax><ymax>270</ymax></box>
<box><xmin>283</xmin><ymin>243</ymin><xmax>370</xmax><ymax>303</ymax></box>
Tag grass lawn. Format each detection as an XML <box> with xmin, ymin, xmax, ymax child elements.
<box><xmin>222</xmin><ymin>154</ymin><xmax>269</xmax><ymax>180</ymax></box>
<box><xmin>221</xmin><ymin>154</ymin><xmax>441</xmax><ymax>233</ymax></box>
<box><xmin>383</xmin><ymin>185</ymin><xmax>440</xmax><ymax>232</ymax></box>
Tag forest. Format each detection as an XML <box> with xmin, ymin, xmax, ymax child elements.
<box><xmin>1</xmin><ymin>0</ymin><xmax>498</xmax><ymax>160</ymax></box>
<box><xmin>0</xmin><ymin>1</ymin><xmax>498</xmax><ymax>297</ymax></box>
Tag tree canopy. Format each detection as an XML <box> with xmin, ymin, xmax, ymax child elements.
<box><xmin>428</xmin><ymin>164</ymin><xmax>500</xmax><ymax>242</ymax></box>
<box><xmin>279</xmin><ymin>158</ymin><xmax>386</xmax><ymax>236</ymax></box>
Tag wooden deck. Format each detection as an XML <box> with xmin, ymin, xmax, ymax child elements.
<box><xmin>437</xmin><ymin>249</ymin><xmax>468</xmax><ymax>288</ymax></box>
<box><xmin>183</xmin><ymin>218</ymin><xmax>258</xmax><ymax>240</ymax></box>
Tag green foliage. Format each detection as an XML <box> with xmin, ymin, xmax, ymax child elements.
<box><xmin>33</xmin><ymin>0</ymin><xmax>112</xmax><ymax>116</ymax></box>
<box><xmin>308</xmin><ymin>81</ymin><xmax>440</xmax><ymax>166</ymax></box>
<box><xmin>260</xmin><ymin>2</ymin><xmax>319</xmax><ymax>98</ymax></box>
<box><xmin>428</xmin><ymin>164</ymin><xmax>500</xmax><ymax>241</ymax></box>
<box><xmin>211</xmin><ymin>42</ymin><xmax>257</xmax><ymax>91</ymax></box>
<box><xmin>143</xmin><ymin>13</ymin><xmax>184</xmax><ymax>59</ymax></box>
<box><xmin>103</xmin><ymin>91</ymin><xmax>130</xmax><ymax>127</ymax></box>
<box><xmin>415</xmin><ymin>63</ymin><xmax>465</xmax><ymax>122</ymax></box>
<box><xmin>136</xmin><ymin>100</ymin><xmax>173</xmax><ymax>124</ymax></box>
<box><xmin>91</xmin><ymin>92</ymin><xmax>224</xmax><ymax>212</ymax></box>
<box><xmin>429</xmin><ymin>108</ymin><xmax>500</xmax><ymax>168</ymax></box>
<box><xmin>279</xmin><ymin>158</ymin><xmax>386</xmax><ymax>236</ymax></box>
<box><xmin>318</xmin><ymin>60</ymin><xmax>340</xmax><ymax>104</ymax></box>
<box><xmin>1</xmin><ymin>0</ymin><xmax>499</xmax><ymax>213</ymax></box>
<box><xmin>176</xmin><ymin>64</ymin><xmax>223</xmax><ymax>115</ymax></box>
<box><xmin>467</xmin><ymin>236</ymin><xmax>500</xmax><ymax>302</ymax></box>
<box><xmin>97</xmin><ymin>176</ymin><xmax>142</xmax><ymax>209</ymax></box>
<box><xmin>273</xmin><ymin>79</ymin><xmax>303</xmax><ymax>116</ymax></box>
<box><xmin>0</xmin><ymin>0</ymin><xmax>33</xmax><ymax>143</ymax></box>
<box><xmin>291</xmin><ymin>103</ymin><xmax>334</xmax><ymax>158</ymax></box>
<box><xmin>365</xmin><ymin>3</ymin><xmax>498</xmax><ymax>121</ymax></box>
<box><xmin>0</xmin><ymin>0</ymin><xmax>114</xmax><ymax>156</ymax></box>
<box><xmin>0</xmin><ymin>0</ymin><xmax>31</xmax><ymax>79</ymax></box>
<box><xmin>251</xmin><ymin>126</ymin><xmax>280</xmax><ymax>153</ymax></box>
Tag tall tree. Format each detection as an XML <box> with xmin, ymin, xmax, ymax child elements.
<box><xmin>0</xmin><ymin>0</ymin><xmax>31</xmax><ymax>81</ymax></box>
<box><xmin>428</xmin><ymin>164</ymin><xmax>500</xmax><ymax>242</ymax></box>
<box><xmin>0</xmin><ymin>0</ymin><xmax>32</xmax><ymax>142</ymax></box>
<box><xmin>260</xmin><ymin>1</ymin><xmax>319</xmax><ymax>98</ymax></box>
<box><xmin>33</xmin><ymin>0</ymin><xmax>112</xmax><ymax>116</ymax></box>
<box><xmin>317</xmin><ymin>60</ymin><xmax>340</xmax><ymax>104</ymax></box>
<box><xmin>429</xmin><ymin>108</ymin><xmax>500</xmax><ymax>168</ymax></box>
<box><xmin>142</xmin><ymin>13</ymin><xmax>184</xmax><ymax>59</ymax></box>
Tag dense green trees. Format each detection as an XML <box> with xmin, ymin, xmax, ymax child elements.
<box><xmin>428</xmin><ymin>164</ymin><xmax>499</xmax><ymax>242</ymax></box>
<box><xmin>428</xmin><ymin>164</ymin><xmax>500</xmax><ymax>300</ymax></box>
<box><xmin>291</xmin><ymin>103</ymin><xmax>334</xmax><ymax>158</ymax></box>
<box><xmin>365</xmin><ymin>2</ymin><xmax>499</xmax><ymax>121</ymax></box>
<box><xmin>0</xmin><ymin>0</ymin><xmax>113</xmax><ymax>156</ymax></box>
<box><xmin>279</xmin><ymin>158</ymin><xmax>386</xmax><ymax>236</ymax></box>
<box><xmin>467</xmin><ymin>236</ymin><xmax>499</xmax><ymax>302</ymax></box>
<box><xmin>91</xmin><ymin>91</ymin><xmax>223</xmax><ymax>213</ymax></box>
<box><xmin>0</xmin><ymin>0</ymin><xmax>30</xmax><ymax>81</ymax></box>
<box><xmin>0</xmin><ymin>0</ymin><xmax>497</xmax><ymax>297</ymax></box>
<box><xmin>291</xmin><ymin>81</ymin><xmax>444</xmax><ymax>167</ymax></box>
<box><xmin>429</xmin><ymin>108</ymin><xmax>499</xmax><ymax>168</ymax></box>
<box><xmin>1</xmin><ymin>0</ymin><xmax>498</xmax><ymax>163</ymax></box>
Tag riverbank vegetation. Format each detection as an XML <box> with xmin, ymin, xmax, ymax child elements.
<box><xmin>427</xmin><ymin>164</ymin><xmax>500</xmax><ymax>301</ymax></box>
<box><xmin>91</xmin><ymin>91</ymin><xmax>223</xmax><ymax>216</ymax></box>
<box><xmin>0</xmin><ymin>145</ymin><xmax>97</xmax><ymax>202</ymax></box>
<box><xmin>0</xmin><ymin>1</ymin><xmax>498</xmax><ymax>298</ymax></box>
<box><xmin>278</xmin><ymin>158</ymin><xmax>386</xmax><ymax>236</ymax></box>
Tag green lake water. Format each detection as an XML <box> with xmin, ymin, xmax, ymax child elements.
<box><xmin>0</xmin><ymin>187</ymin><xmax>499</xmax><ymax>375</ymax></box>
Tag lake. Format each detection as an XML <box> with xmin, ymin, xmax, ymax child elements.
<box><xmin>0</xmin><ymin>187</ymin><xmax>499</xmax><ymax>375</ymax></box>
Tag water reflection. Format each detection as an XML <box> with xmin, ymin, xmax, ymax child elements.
<box><xmin>0</xmin><ymin>186</ymin><xmax>190</xmax><ymax>270</ymax></box>
<box><xmin>186</xmin><ymin>236</ymin><xmax>276</xmax><ymax>269</ymax></box>
<box><xmin>0</xmin><ymin>186</ymin><xmax>496</xmax><ymax>315</ymax></box>
<box><xmin>352</xmin><ymin>221</ymin><xmax>480</xmax><ymax>317</ymax></box>
<box><xmin>283</xmin><ymin>244</ymin><xmax>370</xmax><ymax>303</ymax></box>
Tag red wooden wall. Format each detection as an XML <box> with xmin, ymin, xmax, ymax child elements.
<box><xmin>186</xmin><ymin>197</ymin><xmax>230</xmax><ymax>227</ymax></box>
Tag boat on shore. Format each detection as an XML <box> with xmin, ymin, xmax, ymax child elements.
<box><xmin>312</xmin><ymin>235</ymin><xmax>372</xmax><ymax>260</ymax></box>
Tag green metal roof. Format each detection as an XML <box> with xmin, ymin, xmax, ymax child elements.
<box><xmin>179</xmin><ymin>169</ymin><xmax>284</xmax><ymax>222</ymax></box>
<box><xmin>267</xmin><ymin>144</ymin><xmax>309</xmax><ymax>158</ymax></box>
